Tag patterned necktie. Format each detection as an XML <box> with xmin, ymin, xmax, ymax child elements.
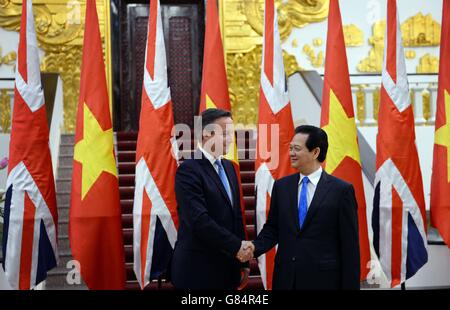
<box><xmin>298</xmin><ymin>176</ymin><xmax>310</xmax><ymax>229</ymax></box>
<box><xmin>215</xmin><ymin>159</ymin><xmax>233</xmax><ymax>205</ymax></box>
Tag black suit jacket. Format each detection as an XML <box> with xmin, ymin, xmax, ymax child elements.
<box><xmin>253</xmin><ymin>171</ymin><xmax>360</xmax><ymax>290</ymax></box>
<box><xmin>170</xmin><ymin>150</ymin><xmax>247</xmax><ymax>289</ymax></box>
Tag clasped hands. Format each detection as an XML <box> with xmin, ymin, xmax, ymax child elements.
<box><xmin>236</xmin><ymin>241</ymin><xmax>254</xmax><ymax>263</ymax></box>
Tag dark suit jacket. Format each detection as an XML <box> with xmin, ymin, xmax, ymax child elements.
<box><xmin>253</xmin><ymin>171</ymin><xmax>360</xmax><ymax>290</ymax></box>
<box><xmin>170</xmin><ymin>149</ymin><xmax>248</xmax><ymax>289</ymax></box>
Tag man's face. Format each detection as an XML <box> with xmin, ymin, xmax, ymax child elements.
<box><xmin>203</xmin><ymin>117</ymin><xmax>234</xmax><ymax>157</ymax></box>
<box><xmin>289</xmin><ymin>133</ymin><xmax>319</xmax><ymax>172</ymax></box>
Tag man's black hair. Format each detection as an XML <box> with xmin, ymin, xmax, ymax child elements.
<box><xmin>294</xmin><ymin>125</ymin><xmax>328</xmax><ymax>163</ymax></box>
<box><xmin>196</xmin><ymin>108</ymin><xmax>232</xmax><ymax>140</ymax></box>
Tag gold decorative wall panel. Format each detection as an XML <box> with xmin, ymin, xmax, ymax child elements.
<box><xmin>302</xmin><ymin>43</ymin><xmax>323</xmax><ymax>68</ymax></box>
<box><xmin>343</xmin><ymin>24</ymin><xmax>363</xmax><ymax>47</ymax></box>
<box><xmin>357</xmin><ymin>20</ymin><xmax>385</xmax><ymax>73</ymax></box>
<box><xmin>222</xmin><ymin>0</ymin><xmax>321</xmax><ymax>126</ymax></box>
<box><xmin>0</xmin><ymin>0</ymin><xmax>112</xmax><ymax>133</ymax></box>
<box><xmin>226</xmin><ymin>45</ymin><xmax>301</xmax><ymax>126</ymax></box>
<box><xmin>357</xmin><ymin>13</ymin><xmax>441</xmax><ymax>73</ymax></box>
<box><xmin>0</xmin><ymin>48</ymin><xmax>16</xmax><ymax>68</ymax></box>
<box><xmin>401</xmin><ymin>13</ymin><xmax>440</xmax><ymax>47</ymax></box>
<box><xmin>0</xmin><ymin>89</ymin><xmax>11</xmax><ymax>132</ymax></box>
<box><xmin>417</xmin><ymin>53</ymin><xmax>439</xmax><ymax>73</ymax></box>
<box><xmin>222</xmin><ymin>0</ymin><xmax>329</xmax><ymax>54</ymax></box>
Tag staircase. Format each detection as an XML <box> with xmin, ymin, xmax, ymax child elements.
<box><xmin>116</xmin><ymin>130</ymin><xmax>264</xmax><ymax>290</ymax></box>
<box><xmin>46</xmin><ymin>134</ymin><xmax>87</xmax><ymax>289</ymax></box>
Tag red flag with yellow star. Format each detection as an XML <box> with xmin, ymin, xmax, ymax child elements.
<box><xmin>69</xmin><ymin>0</ymin><xmax>125</xmax><ymax>289</ymax></box>
<box><xmin>199</xmin><ymin>0</ymin><xmax>246</xmax><ymax>234</ymax></box>
<box><xmin>431</xmin><ymin>0</ymin><xmax>450</xmax><ymax>248</ymax></box>
<box><xmin>320</xmin><ymin>0</ymin><xmax>371</xmax><ymax>281</ymax></box>
<box><xmin>199</xmin><ymin>0</ymin><xmax>229</xmax><ymax>112</ymax></box>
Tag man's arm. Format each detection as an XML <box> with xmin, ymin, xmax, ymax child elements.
<box><xmin>339</xmin><ymin>184</ymin><xmax>360</xmax><ymax>290</ymax></box>
<box><xmin>252</xmin><ymin>181</ymin><xmax>280</xmax><ymax>258</ymax></box>
<box><xmin>175</xmin><ymin>162</ymin><xmax>242</xmax><ymax>257</ymax></box>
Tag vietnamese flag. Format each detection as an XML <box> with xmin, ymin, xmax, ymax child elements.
<box><xmin>320</xmin><ymin>0</ymin><xmax>371</xmax><ymax>281</ymax></box>
<box><xmin>69</xmin><ymin>0</ymin><xmax>125</xmax><ymax>289</ymax></box>
<box><xmin>199</xmin><ymin>0</ymin><xmax>246</xmax><ymax>233</ymax></box>
<box><xmin>431</xmin><ymin>0</ymin><xmax>450</xmax><ymax>248</ymax></box>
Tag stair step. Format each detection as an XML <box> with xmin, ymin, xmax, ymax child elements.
<box><xmin>57</xmin><ymin>167</ymin><xmax>73</xmax><ymax>179</ymax></box>
<box><xmin>58</xmin><ymin>207</ymin><xmax>70</xmax><ymax>219</ymax></box>
<box><xmin>59</xmin><ymin>144</ymin><xmax>74</xmax><ymax>156</ymax></box>
<box><xmin>120</xmin><ymin>187</ymin><xmax>135</xmax><ymax>200</ymax></box>
<box><xmin>56</xmin><ymin>193</ymin><xmax>71</xmax><ymax>206</ymax></box>
<box><xmin>60</xmin><ymin>134</ymin><xmax>75</xmax><ymax>145</ymax></box>
<box><xmin>56</xmin><ymin>179</ymin><xmax>72</xmax><ymax>193</ymax></box>
<box><xmin>121</xmin><ymin>199</ymin><xmax>134</xmax><ymax>214</ymax></box>
<box><xmin>58</xmin><ymin>219</ymin><xmax>69</xmax><ymax>237</ymax></box>
<box><xmin>58</xmin><ymin>155</ymin><xmax>73</xmax><ymax>167</ymax></box>
<box><xmin>242</xmin><ymin>184</ymin><xmax>255</xmax><ymax>197</ymax></box>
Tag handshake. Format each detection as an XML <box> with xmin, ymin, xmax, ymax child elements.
<box><xmin>236</xmin><ymin>241</ymin><xmax>255</xmax><ymax>263</ymax></box>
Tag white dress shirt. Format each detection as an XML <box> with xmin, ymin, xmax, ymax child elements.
<box><xmin>297</xmin><ymin>166</ymin><xmax>323</xmax><ymax>210</ymax></box>
<box><xmin>198</xmin><ymin>144</ymin><xmax>222</xmax><ymax>174</ymax></box>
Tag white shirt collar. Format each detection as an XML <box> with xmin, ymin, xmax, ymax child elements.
<box><xmin>299</xmin><ymin>166</ymin><xmax>323</xmax><ymax>186</ymax></box>
<box><xmin>198</xmin><ymin>144</ymin><xmax>222</xmax><ymax>167</ymax></box>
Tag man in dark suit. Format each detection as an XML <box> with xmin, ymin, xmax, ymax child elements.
<box><xmin>243</xmin><ymin>125</ymin><xmax>360</xmax><ymax>289</ymax></box>
<box><xmin>170</xmin><ymin>108</ymin><xmax>251</xmax><ymax>289</ymax></box>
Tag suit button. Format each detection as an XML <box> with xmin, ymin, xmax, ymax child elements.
<box><xmin>292</xmin><ymin>257</ymin><xmax>296</xmax><ymax>262</ymax></box>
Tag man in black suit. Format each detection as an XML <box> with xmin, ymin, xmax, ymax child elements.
<box><xmin>243</xmin><ymin>125</ymin><xmax>360</xmax><ymax>289</ymax></box>
<box><xmin>170</xmin><ymin>108</ymin><xmax>251</xmax><ymax>289</ymax></box>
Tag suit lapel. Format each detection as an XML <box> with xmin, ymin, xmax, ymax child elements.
<box><xmin>197</xmin><ymin>150</ymin><xmax>233</xmax><ymax>208</ymax></box>
<box><xmin>301</xmin><ymin>171</ymin><xmax>331</xmax><ymax>231</ymax></box>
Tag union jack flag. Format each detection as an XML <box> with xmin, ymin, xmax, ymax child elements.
<box><xmin>372</xmin><ymin>0</ymin><xmax>428</xmax><ymax>288</ymax></box>
<box><xmin>255</xmin><ymin>0</ymin><xmax>296</xmax><ymax>290</ymax></box>
<box><xmin>1</xmin><ymin>0</ymin><xmax>58</xmax><ymax>290</ymax></box>
<box><xmin>132</xmin><ymin>0</ymin><xmax>179</xmax><ymax>289</ymax></box>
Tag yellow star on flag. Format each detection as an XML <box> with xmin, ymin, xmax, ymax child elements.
<box><xmin>74</xmin><ymin>103</ymin><xmax>118</xmax><ymax>200</ymax></box>
<box><xmin>322</xmin><ymin>89</ymin><xmax>361</xmax><ymax>174</ymax></box>
<box><xmin>205</xmin><ymin>94</ymin><xmax>217</xmax><ymax>109</ymax></box>
<box><xmin>434</xmin><ymin>89</ymin><xmax>450</xmax><ymax>182</ymax></box>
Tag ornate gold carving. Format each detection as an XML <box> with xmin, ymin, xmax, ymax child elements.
<box><xmin>355</xmin><ymin>86</ymin><xmax>365</xmax><ymax>124</ymax></box>
<box><xmin>0</xmin><ymin>47</ymin><xmax>16</xmax><ymax>68</ymax></box>
<box><xmin>343</xmin><ymin>24</ymin><xmax>363</xmax><ymax>47</ymax></box>
<box><xmin>226</xmin><ymin>45</ymin><xmax>302</xmax><ymax>127</ymax></box>
<box><xmin>422</xmin><ymin>88</ymin><xmax>431</xmax><ymax>121</ymax></box>
<box><xmin>373</xmin><ymin>87</ymin><xmax>380</xmax><ymax>121</ymax></box>
<box><xmin>401</xmin><ymin>13</ymin><xmax>440</xmax><ymax>47</ymax></box>
<box><xmin>358</xmin><ymin>13</ymin><xmax>441</xmax><ymax>72</ymax></box>
<box><xmin>357</xmin><ymin>20</ymin><xmax>385</xmax><ymax>73</ymax></box>
<box><xmin>405</xmin><ymin>50</ymin><xmax>416</xmax><ymax>59</ymax></box>
<box><xmin>291</xmin><ymin>38</ymin><xmax>298</xmax><ymax>48</ymax></box>
<box><xmin>223</xmin><ymin>0</ymin><xmax>329</xmax><ymax>53</ymax></box>
<box><xmin>0</xmin><ymin>89</ymin><xmax>11</xmax><ymax>133</ymax></box>
<box><xmin>312</xmin><ymin>38</ymin><xmax>322</xmax><ymax>47</ymax></box>
<box><xmin>0</xmin><ymin>0</ymin><xmax>112</xmax><ymax>133</ymax></box>
<box><xmin>417</xmin><ymin>53</ymin><xmax>439</xmax><ymax>73</ymax></box>
<box><xmin>303</xmin><ymin>44</ymin><xmax>324</xmax><ymax>68</ymax></box>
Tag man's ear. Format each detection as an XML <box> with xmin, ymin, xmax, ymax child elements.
<box><xmin>202</xmin><ymin>129</ymin><xmax>213</xmax><ymax>139</ymax></box>
<box><xmin>313</xmin><ymin>147</ymin><xmax>321</xmax><ymax>160</ymax></box>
